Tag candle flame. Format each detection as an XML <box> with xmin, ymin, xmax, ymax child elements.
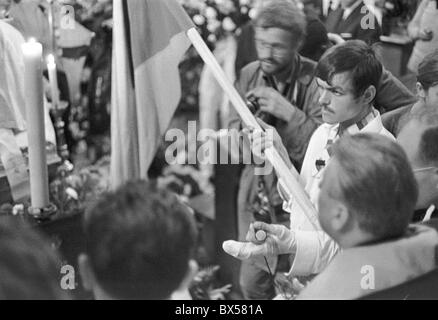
<box><xmin>28</xmin><ymin>38</ymin><xmax>37</xmax><ymax>43</ymax></box>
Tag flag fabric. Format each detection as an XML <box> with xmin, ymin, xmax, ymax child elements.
<box><xmin>111</xmin><ymin>0</ymin><xmax>193</xmax><ymax>188</ymax></box>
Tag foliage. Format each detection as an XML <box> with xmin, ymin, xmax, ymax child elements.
<box><xmin>179</xmin><ymin>0</ymin><xmax>256</xmax><ymax>46</ymax></box>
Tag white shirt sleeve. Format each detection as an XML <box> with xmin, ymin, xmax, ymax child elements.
<box><xmin>288</xmin><ymin>229</ymin><xmax>341</xmax><ymax>277</ymax></box>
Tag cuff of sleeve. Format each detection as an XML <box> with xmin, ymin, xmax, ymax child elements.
<box><xmin>287</xmin><ymin>230</ymin><xmax>320</xmax><ymax>277</ymax></box>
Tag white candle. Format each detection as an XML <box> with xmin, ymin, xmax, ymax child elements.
<box><xmin>47</xmin><ymin>54</ymin><xmax>60</xmax><ymax>109</ymax></box>
<box><xmin>22</xmin><ymin>39</ymin><xmax>50</xmax><ymax>209</ymax></box>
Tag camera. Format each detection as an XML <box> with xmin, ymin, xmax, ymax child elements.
<box><xmin>246</xmin><ymin>97</ymin><xmax>261</xmax><ymax>115</ymax></box>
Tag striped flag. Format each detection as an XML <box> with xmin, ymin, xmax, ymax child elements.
<box><xmin>111</xmin><ymin>0</ymin><xmax>193</xmax><ymax>188</ymax></box>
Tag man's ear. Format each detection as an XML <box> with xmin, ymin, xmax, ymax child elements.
<box><xmin>331</xmin><ymin>203</ymin><xmax>351</xmax><ymax>232</ymax></box>
<box><xmin>362</xmin><ymin>85</ymin><xmax>377</xmax><ymax>105</ymax></box>
<box><xmin>78</xmin><ymin>254</ymin><xmax>94</xmax><ymax>291</ymax></box>
<box><xmin>417</xmin><ymin>82</ymin><xmax>426</xmax><ymax>99</ymax></box>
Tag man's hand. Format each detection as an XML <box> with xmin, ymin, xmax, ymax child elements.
<box><xmin>243</xmin><ymin>118</ymin><xmax>293</xmax><ymax>170</ymax></box>
<box><xmin>247</xmin><ymin>87</ymin><xmax>295</xmax><ymax>122</ymax></box>
<box><xmin>222</xmin><ymin>222</ymin><xmax>296</xmax><ymax>260</ymax></box>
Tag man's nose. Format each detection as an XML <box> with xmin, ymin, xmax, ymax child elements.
<box><xmin>319</xmin><ymin>89</ymin><xmax>331</xmax><ymax>106</ymax></box>
<box><xmin>259</xmin><ymin>46</ymin><xmax>274</xmax><ymax>60</ymax></box>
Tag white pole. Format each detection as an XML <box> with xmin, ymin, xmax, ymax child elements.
<box><xmin>186</xmin><ymin>28</ymin><xmax>319</xmax><ymax>229</ymax></box>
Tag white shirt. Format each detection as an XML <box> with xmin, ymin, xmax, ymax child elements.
<box><xmin>282</xmin><ymin>111</ymin><xmax>394</xmax><ymax>277</ymax></box>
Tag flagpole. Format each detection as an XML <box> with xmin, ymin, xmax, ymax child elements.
<box><xmin>186</xmin><ymin>28</ymin><xmax>319</xmax><ymax>229</ymax></box>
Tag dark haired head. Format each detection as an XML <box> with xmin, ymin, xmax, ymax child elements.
<box><xmin>316</xmin><ymin>40</ymin><xmax>383</xmax><ymax>99</ymax></box>
<box><xmin>82</xmin><ymin>180</ymin><xmax>198</xmax><ymax>300</ymax></box>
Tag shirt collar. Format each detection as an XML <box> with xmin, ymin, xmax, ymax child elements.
<box><xmin>342</xmin><ymin>107</ymin><xmax>380</xmax><ymax>135</ymax></box>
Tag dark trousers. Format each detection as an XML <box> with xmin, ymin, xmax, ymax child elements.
<box><xmin>239</xmin><ymin>255</ymin><xmax>291</xmax><ymax>300</ymax></box>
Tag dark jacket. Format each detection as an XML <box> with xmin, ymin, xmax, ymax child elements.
<box><xmin>325</xmin><ymin>1</ymin><xmax>382</xmax><ymax>44</ymax></box>
<box><xmin>381</xmin><ymin>104</ymin><xmax>414</xmax><ymax>136</ymax></box>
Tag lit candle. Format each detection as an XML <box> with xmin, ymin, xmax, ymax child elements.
<box><xmin>47</xmin><ymin>54</ymin><xmax>60</xmax><ymax>109</ymax></box>
<box><xmin>22</xmin><ymin>39</ymin><xmax>50</xmax><ymax>209</ymax></box>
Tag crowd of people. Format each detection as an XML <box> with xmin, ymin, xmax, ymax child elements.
<box><xmin>222</xmin><ymin>0</ymin><xmax>438</xmax><ymax>300</ymax></box>
<box><xmin>0</xmin><ymin>0</ymin><xmax>438</xmax><ymax>300</ymax></box>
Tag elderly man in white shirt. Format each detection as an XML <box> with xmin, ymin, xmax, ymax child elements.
<box><xmin>224</xmin><ymin>40</ymin><xmax>394</xmax><ymax>286</ymax></box>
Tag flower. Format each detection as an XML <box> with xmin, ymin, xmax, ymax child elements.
<box><xmin>248</xmin><ymin>8</ymin><xmax>257</xmax><ymax>19</ymax></box>
<box><xmin>207</xmin><ymin>19</ymin><xmax>221</xmax><ymax>33</ymax></box>
<box><xmin>193</xmin><ymin>14</ymin><xmax>206</xmax><ymax>25</ymax></box>
<box><xmin>181</xmin><ymin>0</ymin><xmax>255</xmax><ymax>46</ymax></box>
<box><xmin>222</xmin><ymin>17</ymin><xmax>236</xmax><ymax>32</ymax></box>
<box><xmin>205</xmin><ymin>7</ymin><xmax>218</xmax><ymax>19</ymax></box>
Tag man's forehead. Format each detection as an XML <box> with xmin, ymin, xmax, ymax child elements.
<box><xmin>317</xmin><ymin>72</ymin><xmax>353</xmax><ymax>91</ymax></box>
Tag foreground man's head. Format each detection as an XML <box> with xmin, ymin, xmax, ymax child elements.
<box><xmin>318</xmin><ymin>133</ymin><xmax>418</xmax><ymax>248</ymax></box>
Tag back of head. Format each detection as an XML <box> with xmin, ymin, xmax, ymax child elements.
<box><xmin>83</xmin><ymin>181</ymin><xmax>198</xmax><ymax>300</ymax></box>
<box><xmin>417</xmin><ymin>49</ymin><xmax>438</xmax><ymax>92</ymax></box>
<box><xmin>331</xmin><ymin>133</ymin><xmax>418</xmax><ymax>240</ymax></box>
<box><xmin>254</xmin><ymin>0</ymin><xmax>307</xmax><ymax>46</ymax></box>
<box><xmin>316</xmin><ymin>40</ymin><xmax>383</xmax><ymax>99</ymax></box>
<box><xmin>0</xmin><ymin>221</ymin><xmax>67</xmax><ymax>300</ymax></box>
